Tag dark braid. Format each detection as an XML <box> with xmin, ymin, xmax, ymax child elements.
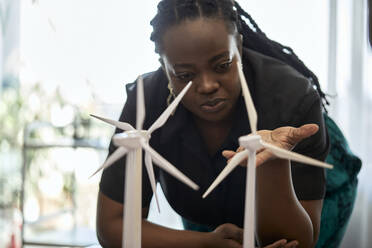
<box><xmin>176</xmin><ymin>0</ymin><xmax>201</xmax><ymax>22</ymax></box>
<box><xmin>150</xmin><ymin>0</ymin><xmax>237</xmax><ymax>53</ymax></box>
<box><xmin>150</xmin><ymin>0</ymin><xmax>329</xmax><ymax>111</ymax></box>
<box><xmin>233</xmin><ymin>2</ymin><xmax>329</xmax><ymax>110</ymax></box>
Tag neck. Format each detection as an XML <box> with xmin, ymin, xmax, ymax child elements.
<box><xmin>193</xmin><ymin>116</ymin><xmax>233</xmax><ymax>129</ymax></box>
<box><xmin>193</xmin><ymin>110</ymin><xmax>237</xmax><ymax>156</ymax></box>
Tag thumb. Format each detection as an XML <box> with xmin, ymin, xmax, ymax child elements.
<box><xmin>222</xmin><ymin>150</ymin><xmax>236</xmax><ymax>159</ymax></box>
<box><xmin>214</xmin><ymin>223</ymin><xmax>243</xmax><ymax>244</ymax></box>
<box><xmin>291</xmin><ymin>124</ymin><xmax>319</xmax><ymax>143</ymax></box>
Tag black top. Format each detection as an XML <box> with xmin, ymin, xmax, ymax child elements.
<box><xmin>99</xmin><ymin>48</ymin><xmax>330</xmax><ymax>228</ymax></box>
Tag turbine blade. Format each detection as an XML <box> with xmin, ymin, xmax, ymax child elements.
<box><xmin>144</xmin><ymin>151</ymin><xmax>160</xmax><ymax>213</ymax></box>
<box><xmin>236</xmin><ymin>60</ymin><xmax>257</xmax><ymax>134</ymax></box>
<box><xmin>148</xmin><ymin>81</ymin><xmax>192</xmax><ymax>134</ymax></box>
<box><xmin>136</xmin><ymin>75</ymin><xmax>145</xmax><ymax>130</ymax></box>
<box><xmin>89</xmin><ymin>147</ymin><xmax>128</xmax><ymax>178</ymax></box>
<box><xmin>203</xmin><ymin>150</ymin><xmax>249</xmax><ymax>198</ymax></box>
<box><xmin>261</xmin><ymin>141</ymin><xmax>333</xmax><ymax>169</ymax></box>
<box><xmin>90</xmin><ymin>114</ymin><xmax>134</xmax><ymax>131</ymax></box>
<box><xmin>140</xmin><ymin>140</ymin><xmax>199</xmax><ymax>191</ymax></box>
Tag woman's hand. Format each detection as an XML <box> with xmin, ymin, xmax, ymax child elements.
<box><xmin>204</xmin><ymin>223</ymin><xmax>298</xmax><ymax>248</ymax></box>
<box><xmin>263</xmin><ymin>239</ymin><xmax>299</xmax><ymax>248</ymax></box>
<box><xmin>222</xmin><ymin>124</ymin><xmax>319</xmax><ymax>167</ymax></box>
<box><xmin>204</xmin><ymin>223</ymin><xmax>243</xmax><ymax>248</ymax></box>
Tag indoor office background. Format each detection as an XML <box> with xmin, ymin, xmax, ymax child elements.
<box><xmin>0</xmin><ymin>0</ymin><xmax>370</xmax><ymax>247</ymax></box>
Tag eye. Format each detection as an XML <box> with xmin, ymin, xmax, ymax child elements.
<box><xmin>215</xmin><ymin>61</ymin><xmax>232</xmax><ymax>72</ymax></box>
<box><xmin>175</xmin><ymin>72</ymin><xmax>194</xmax><ymax>82</ymax></box>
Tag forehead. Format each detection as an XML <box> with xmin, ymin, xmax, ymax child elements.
<box><xmin>161</xmin><ymin>18</ymin><xmax>235</xmax><ymax>63</ymax></box>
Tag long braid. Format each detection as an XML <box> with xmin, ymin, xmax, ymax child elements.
<box><xmin>150</xmin><ymin>0</ymin><xmax>329</xmax><ymax>111</ymax></box>
<box><xmin>233</xmin><ymin>2</ymin><xmax>329</xmax><ymax>110</ymax></box>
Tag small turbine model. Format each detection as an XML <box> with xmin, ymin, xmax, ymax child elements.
<box><xmin>202</xmin><ymin>48</ymin><xmax>333</xmax><ymax>248</ymax></box>
<box><xmin>91</xmin><ymin>76</ymin><xmax>199</xmax><ymax>248</ymax></box>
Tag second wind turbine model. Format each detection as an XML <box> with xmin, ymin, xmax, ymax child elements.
<box><xmin>202</xmin><ymin>45</ymin><xmax>333</xmax><ymax>248</ymax></box>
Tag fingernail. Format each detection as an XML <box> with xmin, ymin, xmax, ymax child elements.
<box><xmin>292</xmin><ymin>241</ymin><xmax>299</xmax><ymax>247</ymax></box>
<box><xmin>279</xmin><ymin>239</ymin><xmax>287</xmax><ymax>245</ymax></box>
<box><xmin>304</xmin><ymin>124</ymin><xmax>318</xmax><ymax>131</ymax></box>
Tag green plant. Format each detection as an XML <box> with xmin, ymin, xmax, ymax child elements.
<box><xmin>0</xmin><ymin>82</ymin><xmax>111</xmax><ymax>209</ymax></box>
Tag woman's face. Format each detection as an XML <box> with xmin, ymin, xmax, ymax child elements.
<box><xmin>160</xmin><ymin>18</ymin><xmax>242</xmax><ymax>123</ymax></box>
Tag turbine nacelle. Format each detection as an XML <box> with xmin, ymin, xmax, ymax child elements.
<box><xmin>113</xmin><ymin>130</ymin><xmax>150</xmax><ymax>148</ymax></box>
<box><xmin>239</xmin><ymin>135</ymin><xmax>261</xmax><ymax>151</ymax></box>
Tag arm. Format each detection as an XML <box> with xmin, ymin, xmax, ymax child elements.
<box><xmin>299</xmin><ymin>199</ymin><xmax>323</xmax><ymax>245</ymax></box>
<box><xmin>96</xmin><ymin>191</ymin><xmax>244</xmax><ymax>248</ymax></box>
<box><xmin>254</xmin><ymin>88</ymin><xmax>327</xmax><ymax>247</ymax></box>
<box><xmin>255</xmin><ymin>158</ymin><xmax>322</xmax><ymax>248</ymax></box>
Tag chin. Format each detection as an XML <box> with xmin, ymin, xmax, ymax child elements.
<box><xmin>196</xmin><ymin>109</ymin><xmax>233</xmax><ymax>123</ymax></box>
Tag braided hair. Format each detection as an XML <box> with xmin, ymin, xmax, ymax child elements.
<box><xmin>150</xmin><ymin>0</ymin><xmax>329</xmax><ymax>110</ymax></box>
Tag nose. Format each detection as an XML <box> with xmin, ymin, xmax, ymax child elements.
<box><xmin>196</xmin><ymin>73</ymin><xmax>219</xmax><ymax>95</ymax></box>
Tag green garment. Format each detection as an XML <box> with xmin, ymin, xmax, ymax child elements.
<box><xmin>315</xmin><ymin>115</ymin><xmax>361</xmax><ymax>248</ymax></box>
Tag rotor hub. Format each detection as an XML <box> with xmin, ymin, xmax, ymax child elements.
<box><xmin>113</xmin><ymin>130</ymin><xmax>150</xmax><ymax>148</ymax></box>
<box><xmin>239</xmin><ymin>134</ymin><xmax>262</xmax><ymax>151</ymax></box>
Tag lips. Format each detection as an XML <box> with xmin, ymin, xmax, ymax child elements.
<box><xmin>200</xmin><ymin>98</ymin><xmax>227</xmax><ymax>112</ymax></box>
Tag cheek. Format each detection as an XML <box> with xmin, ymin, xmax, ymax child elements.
<box><xmin>170</xmin><ymin>83</ymin><xmax>197</xmax><ymax>108</ymax></box>
<box><xmin>221</xmin><ymin>71</ymin><xmax>241</xmax><ymax>97</ymax></box>
<box><xmin>230</xmin><ymin>67</ymin><xmax>242</xmax><ymax>96</ymax></box>
<box><xmin>232</xmin><ymin>79</ymin><xmax>242</xmax><ymax>95</ymax></box>
<box><xmin>171</xmin><ymin>82</ymin><xmax>189</xmax><ymax>97</ymax></box>
<box><xmin>180</xmin><ymin>89</ymin><xmax>198</xmax><ymax>109</ymax></box>
<box><xmin>228</xmin><ymin>83</ymin><xmax>242</xmax><ymax>104</ymax></box>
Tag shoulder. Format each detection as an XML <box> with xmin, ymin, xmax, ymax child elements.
<box><xmin>123</xmin><ymin>67</ymin><xmax>169</xmax><ymax>129</ymax></box>
<box><xmin>126</xmin><ymin>68</ymin><xmax>168</xmax><ymax>96</ymax></box>
<box><xmin>243</xmin><ymin>48</ymin><xmax>321</xmax><ymax>128</ymax></box>
<box><xmin>242</xmin><ymin>50</ymin><xmax>329</xmax><ymax>200</ymax></box>
<box><xmin>243</xmin><ymin>48</ymin><xmax>316</xmax><ymax>98</ymax></box>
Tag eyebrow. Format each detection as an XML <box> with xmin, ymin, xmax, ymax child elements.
<box><xmin>173</xmin><ymin>51</ymin><xmax>231</xmax><ymax>69</ymax></box>
<box><xmin>208</xmin><ymin>51</ymin><xmax>231</xmax><ymax>63</ymax></box>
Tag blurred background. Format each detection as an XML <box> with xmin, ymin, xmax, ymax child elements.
<box><xmin>0</xmin><ymin>0</ymin><xmax>371</xmax><ymax>247</ymax></box>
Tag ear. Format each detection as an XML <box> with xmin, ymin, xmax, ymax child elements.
<box><xmin>159</xmin><ymin>57</ymin><xmax>171</xmax><ymax>81</ymax></box>
<box><xmin>159</xmin><ymin>57</ymin><xmax>165</xmax><ymax>71</ymax></box>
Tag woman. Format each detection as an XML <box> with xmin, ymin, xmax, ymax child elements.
<box><xmin>96</xmin><ymin>0</ymin><xmax>329</xmax><ymax>247</ymax></box>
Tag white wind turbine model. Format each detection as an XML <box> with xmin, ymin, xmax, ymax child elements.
<box><xmin>202</xmin><ymin>47</ymin><xmax>333</xmax><ymax>248</ymax></box>
<box><xmin>90</xmin><ymin>76</ymin><xmax>199</xmax><ymax>248</ymax></box>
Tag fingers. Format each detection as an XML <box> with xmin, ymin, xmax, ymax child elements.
<box><xmin>284</xmin><ymin>240</ymin><xmax>299</xmax><ymax>248</ymax></box>
<box><xmin>222</xmin><ymin>150</ymin><xmax>236</xmax><ymax>160</ymax></box>
<box><xmin>214</xmin><ymin>223</ymin><xmax>243</xmax><ymax>244</ymax></box>
<box><xmin>222</xmin><ymin>147</ymin><xmax>244</xmax><ymax>158</ymax></box>
<box><xmin>263</xmin><ymin>239</ymin><xmax>299</xmax><ymax>248</ymax></box>
<box><xmin>223</xmin><ymin>148</ymin><xmax>272</xmax><ymax>168</ymax></box>
<box><xmin>236</xmin><ymin>146</ymin><xmax>245</xmax><ymax>153</ymax></box>
<box><xmin>255</xmin><ymin>149</ymin><xmax>273</xmax><ymax>167</ymax></box>
<box><xmin>222</xmin><ymin>149</ymin><xmax>248</xmax><ymax>167</ymax></box>
<box><xmin>263</xmin><ymin>239</ymin><xmax>287</xmax><ymax>248</ymax></box>
<box><xmin>289</xmin><ymin>124</ymin><xmax>318</xmax><ymax>144</ymax></box>
<box><xmin>225</xmin><ymin>239</ymin><xmax>243</xmax><ymax>248</ymax></box>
